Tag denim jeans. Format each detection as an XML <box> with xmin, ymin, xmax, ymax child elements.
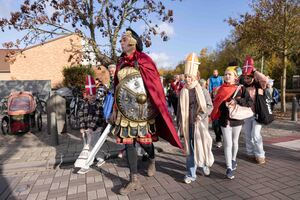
<box><xmin>186</xmin><ymin>126</ymin><xmax>197</xmax><ymax>180</ymax></box>
<box><xmin>243</xmin><ymin>116</ymin><xmax>265</xmax><ymax>158</ymax></box>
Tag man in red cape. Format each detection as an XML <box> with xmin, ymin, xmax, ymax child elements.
<box><xmin>110</xmin><ymin>28</ymin><xmax>182</xmax><ymax>195</ymax></box>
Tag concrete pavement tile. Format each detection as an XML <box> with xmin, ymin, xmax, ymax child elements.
<box><xmin>256</xmin><ymin>187</ymin><xmax>274</xmax><ymax>195</ymax></box>
<box><xmin>231</xmin><ymin>189</ymin><xmax>252</xmax><ymax>199</ymax></box>
<box><xmin>86</xmin><ymin>176</ymin><xmax>95</xmax><ymax>184</ymax></box>
<box><xmin>77</xmin><ymin>184</ymin><xmax>87</xmax><ymax>193</ymax></box>
<box><xmin>169</xmin><ymin>192</ymin><xmax>185</xmax><ymax>200</ymax></box>
<box><xmin>56</xmin><ymin>196</ymin><xmax>67</xmax><ymax>200</ymax></box>
<box><xmin>37</xmin><ymin>191</ymin><xmax>48</xmax><ymax>200</ymax></box>
<box><xmin>87</xmin><ymin>182</ymin><xmax>105</xmax><ymax>191</ymax></box>
<box><xmin>87</xmin><ymin>190</ymin><xmax>97</xmax><ymax>200</ymax></box>
<box><xmin>286</xmin><ymin>180</ymin><xmax>300</xmax><ymax>187</ymax></box>
<box><xmin>34</xmin><ymin>179</ymin><xmax>45</xmax><ymax>186</ymax></box>
<box><xmin>290</xmin><ymin>192</ymin><xmax>300</xmax><ymax>200</ymax></box>
<box><xmin>69</xmin><ymin>173</ymin><xmax>78</xmax><ymax>180</ymax></box>
<box><xmin>108</xmin><ymin>194</ymin><xmax>118</xmax><ymax>200</ymax></box>
<box><xmin>117</xmin><ymin>195</ymin><xmax>129</xmax><ymax>200</ymax></box>
<box><xmin>144</xmin><ymin>187</ymin><xmax>158</xmax><ymax>197</ymax></box>
<box><xmin>67</xmin><ymin>192</ymin><xmax>86</xmax><ymax>199</ymax></box>
<box><xmin>153</xmin><ymin>185</ymin><xmax>167</xmax><ymax>195</ymax></box>
<box><xmin>59</xmin><ymin>181</ymin><xmax>69</xmax><ymax>189</ymax></box>
<box><xmin>94</xmin><ymin>174</ymin><xmax>103</xmax><ymax>182</ymax></box>
<box><xmin>128</xmin><ymin>193</ymin><xmax>151</xmax><ymax>200</ymax></box>
<box><xmin>220</xmin><ymin>196</ymin><xmax>244</xmax><ymax>200</ymax></box>
<box><xmin>44</xmin><ymin>177</ymin><xmax>54</xmax><ymax>184</ymax></box>
<box><xmin>69</xmin><ymin>178</ymin><xmax>86</xmax><ymax>187</ymax></box>
<box><xmin>247</xmin><ymin>196</ymin><xmax>269</xmax><ymax>200</ymax></box>
<box><xmin>47</xmin><ymin>188</ymin><xmax>68</xmax><ymax>199</ymax></box>
<box><xmin>260</xmin><ymin>193</ymin><xmax>281</xmax><ymax>200</ymax></box>
<box><xmin>26</xmin><ymin>193</ymin><xmax>38</xmax><ymax>200</ymax></box>
<box><xmin>104</xmin><ymin>179</ymin><xmax>114</xmax><ymax>188</ymax></box>
<box><xmin>67</xmin><ymin>186</ymin><xmax>77</xmax><ymax>195</ymax></box>
<box><xmin>30</xmin><ymin>184</ymin><xmax>51</xmax><ymax>193</ymax></box>
<box><xmin>279</xmin><ymin>187</ymin><xmax>300</xmax><ymax>196</ymax></box>
<box><xmin>239</xmin><ymin>187</ymin><xmax>260</xmax><ymax>198</ymax></box>
<box><xmin>248</xmin><ymin>183</ymin><xmax>266</xmax><ymax>191</ymax></box>
<box><xmin>174</xmin><ymin>190</ymin><xmax>194</xmax><ymax>200</ymax></box>
<box><xmin>50</xmin><ymin>182</ymin><xmax>60</xmax><ymax>190</ymax></box>
<box><xmin>55</xmin><ymin>171</ymin><xmax>64</xmax><ymax>177</ymax></box>
<box><xmin>96</xmin><ymin>188</ymin><xmax>107</xmax><ymax>198</ymax></box>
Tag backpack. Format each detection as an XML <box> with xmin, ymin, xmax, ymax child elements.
<box><xmin>255</xmin><ymin>88</ymin><xmax>274</xmax><ymax>125</ymax></box>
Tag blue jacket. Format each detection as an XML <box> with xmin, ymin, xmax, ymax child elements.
<box><xmin>209</xmin><ymin>75</ymin><xmax>223</xmax><ymax>93</ymax></box>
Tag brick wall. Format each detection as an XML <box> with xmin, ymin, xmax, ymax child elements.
<box><xmin>9</xmin><ymin>34</ymin><xmax>82</xmax><ymax>88</ymax></box>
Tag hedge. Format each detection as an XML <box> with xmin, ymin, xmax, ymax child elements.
<box><xmin>62</xmin><ymin>65</ymin><xmax>95</xmax><ymax>91</ymax></box>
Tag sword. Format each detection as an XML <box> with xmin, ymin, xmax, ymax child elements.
<box><xmin>84</xmin><ymin>124</ymin><xmax>112</xmax><ymax>167</ymax></box>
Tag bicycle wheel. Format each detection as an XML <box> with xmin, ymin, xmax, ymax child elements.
<box><xmin>37</xmin><ymin>114</ymin><xmax>42</xmax><ymax>131</ymax></box>
<box><xmin>69</xmin><ymin>113</ymin><xmax>80</xmax><ymax>130</ymax></box>
<box><xmin>38</xmin><ymin>100</ymin><xmax>47</xmax><ymax>114</ymax></box>
<box><xmin>1</xmin><ymin>116</ymin><xmax>10</xmax><ymax>135</ymax></box>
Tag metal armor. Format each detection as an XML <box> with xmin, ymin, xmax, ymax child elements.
<box><xmin>112</xmin><ymin>67</ymin><xmax>157</xmax><ymax>138</ymax></box>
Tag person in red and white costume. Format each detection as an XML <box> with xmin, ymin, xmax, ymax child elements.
<box><xmin>75</xmin><ymin>75</ymin><xmax>106</xmax><ymax>174</ymax></box>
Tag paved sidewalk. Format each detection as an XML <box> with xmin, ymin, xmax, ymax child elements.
<box><xmin>0</xmin><ymin>118</ymin><xmax>299</xmax><ymax>199</ymax></box>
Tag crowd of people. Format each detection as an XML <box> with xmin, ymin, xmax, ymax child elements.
<box><xmin>74</xmin><ymin>28</ymin><xmax>279</xmax><ymax>195</ymax></box>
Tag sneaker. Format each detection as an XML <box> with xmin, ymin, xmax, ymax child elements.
<box><xmin>77</xmin><ymin>168</ymin><xmax>90</xmax><ymax>174</ymax></box>
<box><xmin>256</xmin><ymin>157</ymin><xmax>266</xmax><ymax>165</ymax></box>
<box><xmin>201</xmin><ymin>166</ymin><xmax>210</xmax><ymax>176</ymax></box>
<box><xmin>226</xmin><ymin>168</ymin><xmax>235</xmax><ymax>179</ymax></box>
<box><xmin>183</xmin><ymin>176</ymin><xmax>195</xmax><ymax>184</ymax></box>
<box><xmin>96</xmin><ymin>158</ymin><xmax>106</xmax><ymax>167</ymax></box>
<box><xmin>215</xmin><ymin>142</ymin><xmax>222</xmax><ymax>148</ymax></box>
<box><xmin>232</xmin><ymin>160</ymin><xmax>237</xmax><ymax>171</ymax></box>
<box><xmin>118</xmin><ymin>150</ymin><xmax>123</xmax><ymax>158</ymax></box>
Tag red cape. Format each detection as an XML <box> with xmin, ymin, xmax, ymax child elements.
<box><xmin>115</xmin><ymin>51</ymin><xmax>183</xmax><ymax>149</ymax></box>
<box><xmin>211</xmin><ymin>83</ymin><xmax>237</xmax><ymax>120</ymax></box>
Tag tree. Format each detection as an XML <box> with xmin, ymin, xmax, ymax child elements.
<box><xmin>227</xmin><ymin>0</ymin><xmax>300</xmax><ymax>112</ymax></box>
<box><xmin>0</xmin><ymin>0</ymin><xmax>179</xmax><ymax>66</ymax></box>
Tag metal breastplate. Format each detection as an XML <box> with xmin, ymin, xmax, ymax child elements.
<box><xmin>112</xmin><ymin>67</ymin><xmax>157</xmax><ymax>138</ymax></box>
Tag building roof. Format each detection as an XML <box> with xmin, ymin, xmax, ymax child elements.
<box><xmin>0</xmin><ymin>34</ymin><xmax>77</xmax><ymax>73</ymax></box>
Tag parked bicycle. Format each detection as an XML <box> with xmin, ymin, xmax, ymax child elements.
<box><xmin>0</xmin><ymin>97</ymin><xmax>9</xmax><ymax>134</ymax></box>
<box><xmin>32</xmin><ymin>92</ymin><xmax>47</xmax><ymax>131</ymax></box>
<box><xmin>69</xmin><ymin>88</ymin><xmax>84</xmax><ymax>130</ymax></box>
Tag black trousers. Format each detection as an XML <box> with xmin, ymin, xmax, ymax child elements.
<box><xmin>125</xmin><ymin>143</ymin><xmax>155</xmax><ymax>174</ymax></box>
<box><xmin>171</xmin><ymin>96</ymin><xmax>178</xmax><ymax>116</ymax></box>
<box><xmin>212</xmin><ymin>120</ymin><xmax>222</xmax><ymax>142</ymax></box>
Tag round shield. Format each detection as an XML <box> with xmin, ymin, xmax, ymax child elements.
<box><xmin>116</xmin><ymin>72</ymin><xmax>158</xmax><ymax>122</ymax></box>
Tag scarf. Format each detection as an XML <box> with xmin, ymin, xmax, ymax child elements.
<box><xmin>179</xmin><ymin>81</ymin><xmax>206</xmax><ymax>153</ymax></box>
<box><xmin>210</xmin><ymin>83</ymin><xmax>238</xmax><ymax>120</ymax></box>
<box><xmin>179</xmin><ymin>81</ymin><xmax>214</xmax><ymax>167</ymax></box>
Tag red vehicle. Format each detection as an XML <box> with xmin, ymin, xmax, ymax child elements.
<box><xmin>1</xmin><ymin>91</ymin><xmax>36</xmax><ymax>134</ymax></box>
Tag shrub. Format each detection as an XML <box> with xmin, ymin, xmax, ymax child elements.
<box><xmin>62</xmin><ymin>65</ymin><xmax>95</xmax><ymax>91</ymax></box>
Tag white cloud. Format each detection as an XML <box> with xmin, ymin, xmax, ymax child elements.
<box><xmin>157</xmin><ymin>22</ymin><xmax>175</xmax><ymax>37</ymax></box>
<box><xmin>139</xmin><ymin>22</ymin><xmax>175</xmax><ymax>37</ymax></box>
<box><xmin>149</xmin><ymin>52</ymin><xmax>173</xmax><ymax>69</ymax></box>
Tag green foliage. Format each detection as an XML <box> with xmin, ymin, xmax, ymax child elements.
<box><xmin>164</xmin><ymin>73</ymin><xmax>174</xmax><ymax>85</ymax></box>
<box><xmin>62</xmin><ymin>65</ymin><xmax>95</xmax><ymax>90</ymax></box>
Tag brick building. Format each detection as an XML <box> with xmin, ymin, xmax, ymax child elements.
<box><xmin>0</xmin><ymin>34</ymin><xmax>109</xmax><ymax>88</ymax></box>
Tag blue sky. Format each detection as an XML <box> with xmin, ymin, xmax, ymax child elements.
<box><xmin>0</xmin><ymin>0</ymin><xmax>251</xmax><ymax>69</ymax></box>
